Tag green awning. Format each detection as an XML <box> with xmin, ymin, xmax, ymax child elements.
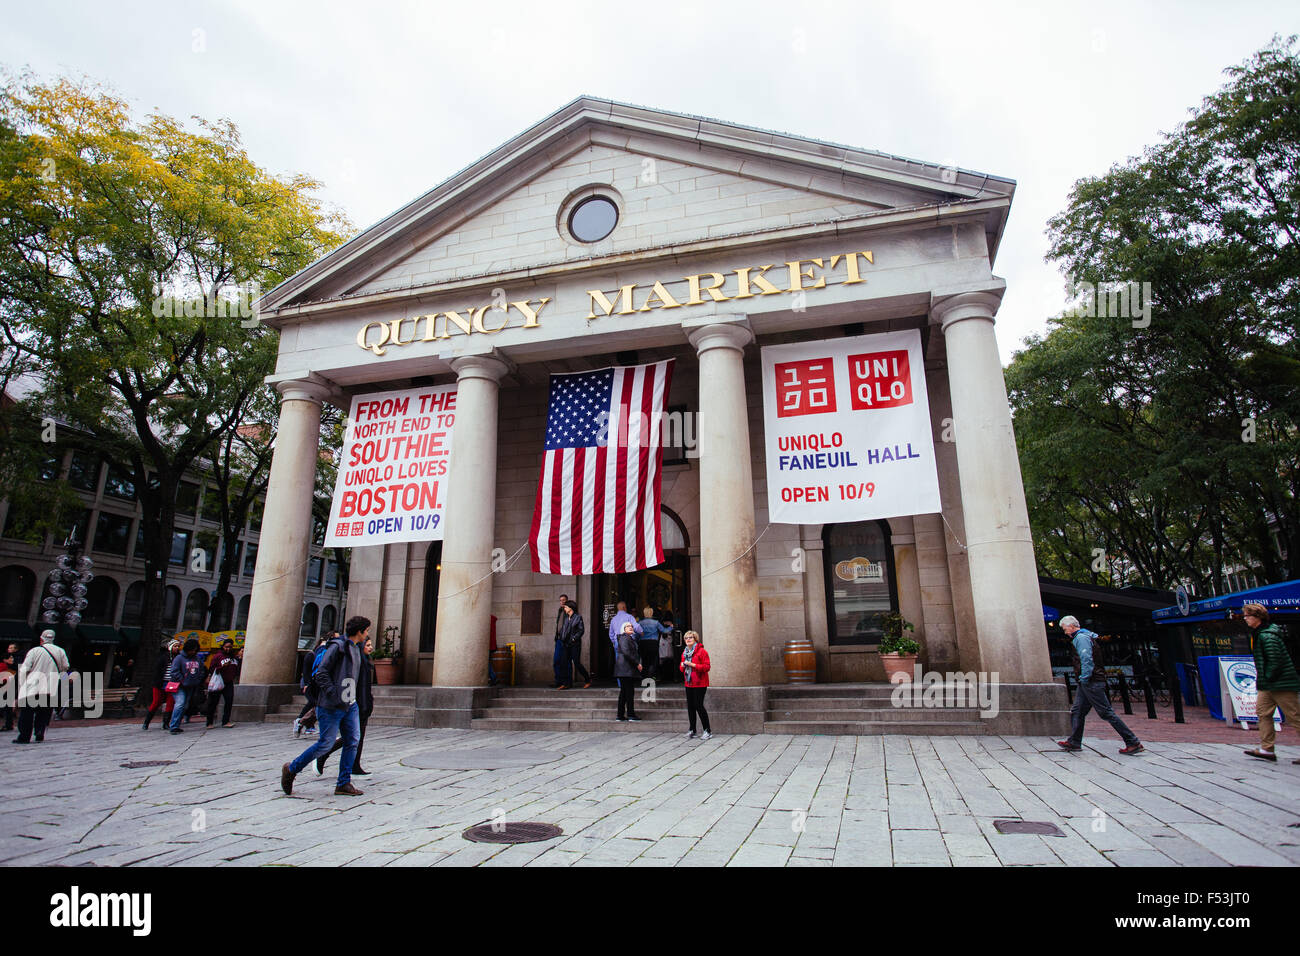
<box><xmin>77</xmin><ymin>624</ymin><xmax>123</xmax><ymax>645</ymax></box>
<box><xmin>118</xmin><ymin>626</ymin><xmax>142</xmax><ymax>647</ymax></box>
<box><xmin>0</xmin><ymin>619</ymin><xmax>35</xmax><ymax>640</ymax></box>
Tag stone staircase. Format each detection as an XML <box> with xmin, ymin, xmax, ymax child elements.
<box><xmin>471</xmin><ymin>685</ymin><xmax>685</xmax><ymax>732</ymax></box>
<box><xmin>263</xmin><ymin>685</ymin><xmax>419</xmax><ymax>729</ymax></box>
<box><xmin>765</xmin><ymin>683</ymin><xmax>989</xmax><ymax>735</ymax></box>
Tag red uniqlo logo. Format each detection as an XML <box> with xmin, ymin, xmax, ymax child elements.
<box><xmin>775</xmin><ymin>358</ymin><xmax>837</xmax><ymax>418</ymax></box>
<box><xmin>335</xmin><ymin>522</ymin><xmax>350</xmax><ymax>537</ymax></box>
<box><xmin>848</xmin><ymin>349</ymin><xmax>912</xmax><ymax>409</ymax></box>
<box><xmin>351</xmin><ymin>522</ymin><xmax>364</xmax><ymax>536</ymax></box>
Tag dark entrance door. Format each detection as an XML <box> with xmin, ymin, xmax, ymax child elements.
<box><xmin>591</xmin><ymin>552</ymin><xmax>691</xmax><ymax>678</ymax></box>
<box><xmin>419</xmin><ymin>541</ymin><xmax>443</xmax><ymax>656</ymax></box>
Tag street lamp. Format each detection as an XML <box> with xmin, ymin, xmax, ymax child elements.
<box><xmin>42</xmin><ymin>526</ymin><xmax>95</xmax><ymax>628</ymax></box>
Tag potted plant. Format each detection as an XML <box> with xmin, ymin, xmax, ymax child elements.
<box><xmin>877</xmin><ymin>612</ymin><xmax>920</xmax><ymax>683</ymax></box>
<box><xmin>371</xmin><ymin>628</ymin><xmax>400</xmax><ymax>685</ymax></box>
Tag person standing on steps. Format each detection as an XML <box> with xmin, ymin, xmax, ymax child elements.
<box><xmin>638</xmin><ymin>607</ymin><xmax>662</xmax><ymax>681</ymax></box>
<box><xmin>318</xmin><ymin>633</ymin><xmax>375</xmax><ymax>777</ymax></box>
<box><xmin>614</xmin><ymin>619</ymin><xmax>642</xmax><ymax>722</ymax></box>
<box><xmin>280</xmin><ymin>616</ymin><xmax>368</xmax><ymax>797</ymax></box>
<box><xmin>552</xmin><ymin>594</ymin><xmax>570</xmax><ymax>688</ymax></box>
<box><xmin>1242</xmin><ymin>602</ymin><xmax>1300</xmax><ymax>763</ymax></box>
<box><xmin>558</xmin><ymin>600</ymin><xmax>591</xmax><ymax>689</ymax></box>
<box><xmin>680</xmin><ymin>630</ymin><xmax>712</xmax><ymax>740</ymax></box>
<box><xmin>1056</xmin><ymin>616</ymin><xmax>1143</xmax><ymax>755</ymax></box>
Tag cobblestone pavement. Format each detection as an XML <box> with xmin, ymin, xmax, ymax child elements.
<box><xmin>3</xmin><ymin>722</ymin><xmax>1299</xmax><ymax>867</ymax></box>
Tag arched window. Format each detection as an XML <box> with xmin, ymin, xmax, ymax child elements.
<box><xmin>300</xmin><ymin>602</ymin><xmax>318</xmax><ymax>638</ymax></box>
<box><xmin>183</xmin><ymin>589</ymin><xmax>208</xmax><ymax>629</ymax></box>
<box><xmin>0</xmin><ymin>565</ymin><xmax>35</xmax><ymax>619</ymax></box>
<box><xmin>235</xmin><ymin>594</ymin><xmax>251</xmax><ymax>630</ymax></box>
<box><xmin>660</xmin><ymin>507</ymin><xmax>688</xmax><ymax>552</ymax></box>
<box><xmin>163</xmin><ymin>586</ymin><xmax>182</xmax><ymax>630</ymax></box>
<box><xmin>210</xmin><ymin>591</ymin><xmax>234</xmax><ymax>631</ymax></box>
<box><xmin>822</xmin><ymin>520</ymin><xmax>897</xmax><ymax>645</ymax></box>
<box><xmin>320</xmin><ymin>605</ymin><xmax>336</xmax><ymax>637</ymax></box>
<box><xmin>121</xmin><ymin>581</ymin><xmax>147</xmax><ymax>626</ymax></box>
<box><xmin>84</xmin><ymin>577</ymin><xmax>120</xmax><ymax>625</ymax></box>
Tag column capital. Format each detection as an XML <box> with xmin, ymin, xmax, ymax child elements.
<box><xmin>686</xmin><ymin>318</ymin><xmax>754</xmax><ymax>356</ymax></box>
<box><xmin>929</xmin><ymin>284</ymin><xmax>1006</xmax><ymax>332</ymax></box>
<box><xmin>449</xmin><ymin>351</ymin><xmax>513</xmax><ymax>383</ymax></box>
<box><xmin>268</xmin><ymin>371</ymin><xmax>337</xmax><ymax>405</ymax></box>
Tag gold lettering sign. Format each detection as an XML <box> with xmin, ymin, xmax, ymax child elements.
<box><xmin>352</xmin><ymin>249</ymin><xmax>873</xmax><ymax>355</ymax></box>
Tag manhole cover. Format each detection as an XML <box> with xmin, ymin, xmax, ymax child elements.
<box><xmin>121</xmin><ymin>760</ymin><xmax>178</xmax><ymax>769</ymax></box>
<box><xmin>463</xmin><ymin>822</ymin><xmax>563</xmax><ymax>844</ymax></box>
<box><xmin>402</xmin><ymin>746</ymin><xmax>562</xmax><ymax>770</ymax></box>
<box><xmin>994</xmin><ymin>820</ymin><xmax>1066</xmax><ymax>837</ymax></box>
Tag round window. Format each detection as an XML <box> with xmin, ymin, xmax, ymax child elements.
<box><xmin>568</xmin><ymin>196</ymin><xmax>618</xmax><ymax>243</ymax></box>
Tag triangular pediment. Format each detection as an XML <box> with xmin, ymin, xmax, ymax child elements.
<box><xmin>259</xmin><ymin>97</ymin><xmax>1013</xmax><ymax>315</ymax></box>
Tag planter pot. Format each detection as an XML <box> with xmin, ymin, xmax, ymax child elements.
<box><xmin>783</xmin><ymin>638</ymin><xmax>816</xmax><ymax>683</ymax></box>
<box><xmin>372</xmin><ymin>659</ymin><xmax>398</xmax><ymax>685</ymax></box>
<box><xmin>880</xmin><ymin>652</ymin><xmax>918</xmax><ymax>684</ymax></box>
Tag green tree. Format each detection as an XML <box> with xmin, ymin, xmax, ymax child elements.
<box><xmin>1010</xmin><ymin>37</ymin><xmax>1300</xmax><ymax>593</ymax></box>
<box><xmin>0</xmin><ymin>74</ymin><xmax>349</xmax><ymax>672</ymax></box>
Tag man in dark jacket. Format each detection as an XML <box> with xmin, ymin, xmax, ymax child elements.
<box><xmin>552</xmin><ymin>594</ymin><xmax>569</xmax><ymax>688</ymax></box>
<box><xmin>614</xmin><ymin>620</ymin><xmax>642</xmax><ymax>722</ymax></box>
<box><xmin>318</xmin><ymin>634</ymin><xmax>375</xmax><ymax>776</ymax></box>
<box><xmin>1242</xmin><ymin>603</ymin><xmax>1300</xmax><ymax>762</ymax></box>
<box><xmin>281</xmin><ymin>616</ymin><xmax>369</xmax><ymax>797</ymax></box>
<box><xmin>558</xmin><ymin>600</ymin><xmax>591</xmax><ymax>689</ymax></box>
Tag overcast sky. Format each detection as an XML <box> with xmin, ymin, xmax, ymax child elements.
<box><xmin>3</xmin><ymin>0</ymin><xmax>1296</xmax><ymax>363</ymax></box>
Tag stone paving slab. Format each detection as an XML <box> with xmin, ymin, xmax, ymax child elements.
<box><xmin>2</xmin><ymin>722</ymin><xmax>1300</xmax><ymax>867</ymax></box>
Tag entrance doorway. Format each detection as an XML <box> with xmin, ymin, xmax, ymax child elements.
<box><xmin>590</xmin><ymin>507</ymin><xmax>691</xmax><ymax>678</ymax></box>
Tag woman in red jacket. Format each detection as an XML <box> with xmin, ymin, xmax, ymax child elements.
<box><xmin>679</xmin><ymin>630</ymin><xmax>712</xmax><ymax>740</ymax></box>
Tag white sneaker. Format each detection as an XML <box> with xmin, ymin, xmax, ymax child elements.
<box><xmin>700</xmin><ymin>731</ymin><xmax>712</xmax><ymax>740</ymax></box>
<box><xmin>292</xmin><ymin>719</ymin><xmax>301</xmax><ymax>736</ymax></box>
<box><xmin>685</xmin><ymin>731</ymin><xmax>696</xmax><ymax>739</ymax></box>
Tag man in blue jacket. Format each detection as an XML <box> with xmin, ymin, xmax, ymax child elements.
<box><xmin>1057</xmin><ymin>616</ymin><xmax>1143</xmax><ymax>755</ymax></box>
<box><xmin>281</xmin><ymin>616</ymin><xmax>369</xmax><ymax>797</ymax></box>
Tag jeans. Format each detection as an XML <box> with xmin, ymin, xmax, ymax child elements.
<box><xmin>1068</xmin><ymin>678</ymin><xmax>1138</xmax><ymax>747</ymax></box>
<box><xmin>168</xmin><ymin>688</ymin><xmax>192</xmax><ymax>730</ymax></box>
<box><xmin>289</xmin><ymin>703</ymin><xmax>360</xmax><ymax>787</ymax></box>
<box><xmin>563</xmin><ymin>641</ymin><xmax>589</xmax><ymax>684</ymax></box>
<box><xmin>324</xmin><ymin>714</ymin><xmax>369</xmax><ymax>770</ymax></box>
<box><xmin>553</xmin><ymin>639</ymin><xmax>567</xmax><ymax>685</ymax></box>
<box><xmin>686</xmin><ymin>686</ymin><xmax>710</xmax><ymax>734</ymax></box>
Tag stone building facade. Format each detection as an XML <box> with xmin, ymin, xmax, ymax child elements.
<box><xmin>234</xmin><ymin>97</ymin><xmax>1065</xmax><ymax>732</ymax></box>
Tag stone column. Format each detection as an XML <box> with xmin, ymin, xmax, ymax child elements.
<box><xmin>687</xmin><ymin>320</ymin><xmax>762</xmax><ymax>688</ymax></box>
<box><xmin>431</xmin><ymin>353</ymin><xmax>511</xmax><ymax>687</ymax></box>
<box><xmin>240</xmin><ymin>375</ymin><xmax>333</xmax><ymax>689</ymax></box>
<box><xmin>931</xmin><ymin>290</ymin><xmax>1051</xmax><ymax>683</ymax></box>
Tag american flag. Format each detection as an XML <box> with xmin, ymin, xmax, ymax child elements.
<box><xmin>530</xmin><ymin>360</ymin><xmax>675</xmax><ymax>574</ymax></box>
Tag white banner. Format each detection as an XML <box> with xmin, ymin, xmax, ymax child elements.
<box><xmin>760</xmin><ymin>330</ymin><xmax>941</xmax><ymax>524</ymax></box>
<box><xmin>324</xmin><ymin>384</ymin><xmax>456</xmax><ymax>547</ymax></box>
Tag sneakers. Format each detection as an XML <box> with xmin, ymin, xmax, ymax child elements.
<box><xmin>1244</xmin><ymin>748</ymin><xmax>1277</xmax><ymax>762</ymax></box>
<box><xmin>628</xmin><ymin>716</ymin><xmax>642</xmax><ymax>722</ymax></box>
<box><xmin>1119</xmin><ymin>743</ymin><xmax>1145</xmax><ymax>755</ymax></box>
<box><xmin>280</xmin><ymin>762</ymin><xmax>296</xmax><ymax>795</ymax></box>
<box><xmin>293</xmin><ymin>718</ymin><xmax>302</xmax><ymax>736</ymax></box>
<box><xmin>222</xmin><ymin>722</ymin><xmax>235</xmax><ymax>728</ymax></box>
<box><xmin>169</xmin><ymin>728</ymin><xmax>184</xmax><ymax>734</ymax></box>
<box><xmin>700</xmin><ymin>731</ymin><xmax>712</xmax><ymax>740</ymax></box>
<box><xmin>334</xmin><ymin>783</ymin><xmax>364</xmax><ymax>796</ymax></box>
<box><xmin>1055</xmin><ymin>740</ymin><xmax>1082</xmax><ymax>752</ymax></box>
<box><xmin>685</xmin><ymin>731</ymin><xmax>696</xmax><ymax>739</ymax></box>
<box><xmin>615</xmin><ymin>716</ymin><xmax>628</xmax><ymax>722</ymax></box>
<box><xmin>315</xmin><ymin>756</ymin><xmax>325</xmax><ymax>776</ymax></box>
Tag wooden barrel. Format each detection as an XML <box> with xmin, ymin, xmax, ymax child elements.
<box><xmin>490</xmin><ymin>647</ymin><xmax>514</xmax><ymax>686</ymax></box>
<box><xmin>783</xmin><ymin>639</ymin><xmax>816</xmax><ymax>683</ymax></box>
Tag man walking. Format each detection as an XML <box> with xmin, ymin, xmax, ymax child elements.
<box><xmin>1242</xmin><ymin>603</ymin><xmax>1300</xmax><ymax>762</ymax></box>
<box><xmin>1056</xmin><ymin>616</ymin><xmax>1143</xmax><ymax>755</ymax></box>
<box><xmin>281</xmin><ymin>616</ymin><xmax>369</xmax><ymax>797</ymax></box>
<box><xmin>558</xmin><ymin>600</ymin><xmax>591</xmax><ymax>689</ymax></box>
<box><xmin>12</xmin><ymin>630</ymin><xmax>68</xmax><ymax>744</ymax></box>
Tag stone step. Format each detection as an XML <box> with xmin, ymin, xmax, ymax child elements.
<box><xmin>762</xmin><ymin>720</ymin><xmax>989</xmax><ymax>735</ymax></box>
<box><xmin>768</xmin><ymin>684</ymin><xmax>902</xmax><ymax>698</ymax></box>
<box><xmin>765</xmin><ymin>707</ymin><xmax>985</xmax><ymax>722</ymax></box>
<box><xmin>472</xmin><ymin>706</ymin><xmax>682</xmax><ymax>720</ymax></box>
<box><xmin>469</xmin><ymin>716</ymin><xmax>685</xmax><ymax>733</ymax></box>
<box><xmin>262</xmin><ymin>711</ymin><xmax>415</xmax><ymax>728</ymax></box>
<box><xmin>764</xmin><ymin>696</ymin><xmax>899</xmax><ymax>710</ymax></box>
<box><xmin>479</xmin><ymin>695</ymin><xmax>685</xmax><ymax>710</ymax></box>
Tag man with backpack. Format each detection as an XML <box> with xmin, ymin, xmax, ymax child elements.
<box><xmin>280</xmin><ymin>616</ymin><xmax>369</xmax><ymax>797</ymax></box>
<box><xmin>1056</xmin><ymin>616</ymin><xmax>1143</xmax><ymax>755</ymax></box>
